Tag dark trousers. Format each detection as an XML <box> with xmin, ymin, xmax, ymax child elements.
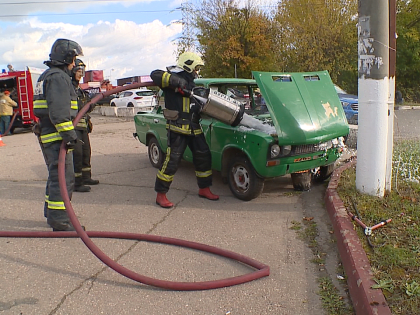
<box><xmin>73</xmin><ymin>129</ymin><xmax>92</xmax><ymax>185</ymax></box>
<box><xmin>155</xmin><ymin>131</ymin><xmax>212</xmax><ymax>193</ymax></box>
<box><xmin>0</xmin><ymin>115</ymin><xmax>11</xmax><ymax>135</ymax></box>
<box><xmin>41</xmin><ymin>141</ymin><xmax>74</xmax><ymax>223</ymax></box>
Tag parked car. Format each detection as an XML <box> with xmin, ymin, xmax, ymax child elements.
<box><xmin>88</xmin><ymin>92</ymin><xmax>118</xmax><ymax>106</ymax></box>
<box><xmin>334</xmin><ymin>84</ymin><xmax>358</xmax><ymax>125</ymax></box>
<box><xmin>110</xmin><ymin>88</ymin><xmax>156</xmax><ymax>110</ymax></box>
<box><xmin>134</xmin><ymin>71</ymin><xmax>349</xmax><ymax>201</ymax></box>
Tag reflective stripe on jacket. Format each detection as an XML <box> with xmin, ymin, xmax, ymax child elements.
<box><xmin>150</xmin><ymin>69</ymin><xmax>202</xmax><ymax>136</ymax></box>
<box><xmin>33</xmin><ymin>67</ymin><xmax>78</xmax><ymax>144</ymax></box>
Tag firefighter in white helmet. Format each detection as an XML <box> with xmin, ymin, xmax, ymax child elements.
<box><xmin>150</xmin><ymin>52</ymin><xmax>219</xmax><ymax>208</ymax></box>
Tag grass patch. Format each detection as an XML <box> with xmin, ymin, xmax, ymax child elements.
<box><xmin>337</xmin><ymin>139</ymin><xmax>420</xmax><ymax>315</ymax></box>
<box><xmin>318</xmin><ymin>277</ymin><xmax>354</xmax><ymax>315</ymax></box>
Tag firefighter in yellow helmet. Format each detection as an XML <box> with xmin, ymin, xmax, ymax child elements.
<box><xmin>150</xmin><ymin>52</ymin><xmax>219</xmax><ymax>208</ymax></box>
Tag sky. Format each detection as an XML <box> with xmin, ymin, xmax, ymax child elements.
<box><xmin>0</xmin><ymin>0</ymin><xmax>185</xmax><ymax>85</ymax></box>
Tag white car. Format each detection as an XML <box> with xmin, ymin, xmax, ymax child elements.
<box><xmin>110</xmin><ymin>88</ymin><xmax>156</xmax><ymax>109</ymax></box>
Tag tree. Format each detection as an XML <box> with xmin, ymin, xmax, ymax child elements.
<box><xmin>274</xmin><ymin>0</ymin><xmax>358</xmax><ymax>93</ymax></box>
<box><xmin>194</xmin><ymin>0</ymin><xmax>279</xmax><ymax>78</ymax></box>
<box><xmin>396</xmin><ymin>0</ymin><xmax>420</xmax><ymax>102</ymax></box>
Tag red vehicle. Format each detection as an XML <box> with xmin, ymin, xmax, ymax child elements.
<box><xmin>0</xmin><ymin>67</ymin><xmax>44</xmax><ymax>132</ymax></box>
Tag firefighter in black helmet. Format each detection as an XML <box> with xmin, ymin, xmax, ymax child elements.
<box><xmin>71</xmin><ymin>59</ymin><xmax>99</xmax><ymax>192</ymax></box>
<box><xmin>33</xmin><ymin>38</ymin><xmax>84</xmax><ymax>231</ymax></box>
<box><xmin>150</xmin><ymin>52</ymin><xmax>219</xmax><ymax>208</ymax></box>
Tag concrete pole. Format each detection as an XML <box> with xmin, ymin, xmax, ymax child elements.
<box><xmin>385</xmin><ymin>0</ymin><xmax>397</xmax><ymax>192</ymax></box>
<box><xmin>356</xmin><ymin>0</ymin><xmax>390</xmax><ymax>197</ymax></box>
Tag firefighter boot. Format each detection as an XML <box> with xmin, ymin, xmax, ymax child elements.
<box><xmin>74</xmin><ymin>176</ymin><xmax>91</xmax><ymax>192</ymax></box>
<box><xmin>156</xmin><ymin>193</ymin><xmax>174</xmax><ymax>208</ymax></box>
<box><xmin>84</xmin><ymin>178</ymin><xmax>99</xmax><ymax>185</ymax></box>
<box><xmin>83</xmin><ymin>171</ymin><xmax>99</xmax><ymax>185</ymax></box>
<box><xmin>47</xmin><ymin>210</ymin><xmax>77</xmax><ymax>231</ymax></box>
<box><xmin>198</xmin><ymin>187</ymin><xmax>219</xmax><ymax>200</ymax></box>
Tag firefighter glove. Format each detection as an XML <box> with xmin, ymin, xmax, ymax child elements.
<box><xmin>65</xmin><ymin>140</ymin><xmax>78</xmax><ymax>151</ymax></box>
<box><xmin>176</xmin><ymin>88</ymin><xmax>192</xmax><ymax>97</ymax></box>
<box><xmin>169</xmin><ymin>74</ymin><xmax>188</xmax><ymax>90</ymax></box>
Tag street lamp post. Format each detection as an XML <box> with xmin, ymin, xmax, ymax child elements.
<box><xmin>109</xmin><ymin>69</ymin><xmax>115</xmax><ymax>84</ymax></box>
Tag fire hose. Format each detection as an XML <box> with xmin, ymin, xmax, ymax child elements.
<box><xmin>0</xmin><ymin>82</ymin><xmax>270</xmax><ymax>290</ymax></box>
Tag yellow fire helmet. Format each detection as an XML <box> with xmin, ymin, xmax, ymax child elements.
<box><xmin>177</xmin><ymin>52</ymin><xmax>204</xmax><ymax>73</ymax></box>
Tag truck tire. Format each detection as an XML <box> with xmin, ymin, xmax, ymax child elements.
<box><xmin>312</xmin><ymin>164</ymin><xmax>335</xmax><ymax>183</ymax></box>
<box><xmin>110</xmin><ymin>102</ymin><xmax>116</xmax><ymax>107</ymax></box>
<box><xmin>148</xmin><ymin>137</ymin><xmax>165</xmax><ymax>169</ymax></box>
<box><xmin>291</xmin><ymin>171</ymin><xmax>312</xmax><ymax>191</ymax></box>
<box><xmin>228</xmin><ymin>156</ymin><xmax>264</xmax><ymax>201</ymax></box>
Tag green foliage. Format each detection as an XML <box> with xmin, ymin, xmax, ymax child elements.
<box><xmin>372</xmin><ymin>278</ymin><xmax>395</xmax><ymax>293</ymax></box>
<box><xmin>405</xmin><ymin>281</ymin><xmax>420</xmax><ymax>297</ymax></box>
<box><xmin>188</xmin><ymin>0</ymin><xmax>420</xmax><ymax>98</ymax></box>
<box><xmin>274</xmin><ymin>0</ymin><xmax>358</xmax><ymax>86</ymax></box>
<box><xmin>194</xmin><ymin>0</ymin><xmax>279</xmax><ymax>78</ymax></box>
<box><xmin>396</xmin><ymin>0</ymin><xmax>420</xmax><ymax>102</ymax></box>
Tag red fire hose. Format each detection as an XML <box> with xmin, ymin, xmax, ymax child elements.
<box><xmin>0</xmin><ymin>82</ymin><xmax>270</xmax><ymax>290</ymax></box>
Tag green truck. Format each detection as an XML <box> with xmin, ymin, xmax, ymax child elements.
<box><xmin>134</xmin><ymin>71</ymin><xmax>349</xmax><ymax>201</ymax></box>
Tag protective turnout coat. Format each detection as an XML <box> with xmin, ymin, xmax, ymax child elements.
<box><xmin>33</xmin><ymin>66</ymin><xmax>78</xmax><ymax>146</ymax></box>
<box><xmin>150</xmin><ymin>67</ymin><xmax>212</xmax><ymax>193</ymax></box>
<box><xmin>150</xmin><ymin>68</ymin><xmax>202</xmax><ymax>135</ymax></box>
<box><xmin>33</xmin><ymin>64</ymin><xmax>78</xmax><ymax>220</ymax></box>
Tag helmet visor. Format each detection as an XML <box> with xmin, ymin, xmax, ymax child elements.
<box><xmin>72</xmin><ymin>42</ymin><xmax>84</xmax><ymax>57</ymax></box>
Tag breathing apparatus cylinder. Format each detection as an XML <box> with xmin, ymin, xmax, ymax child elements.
<box><xmin>192</xmin><ymin>87</ymin><xmax>245</xmax><ymax>127</ymax></box>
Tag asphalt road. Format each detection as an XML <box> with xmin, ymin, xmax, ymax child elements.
<box><xmin>0</xmin><ymin>108</ymin><xmax>417</xmax><ymax>315</ymax></box>
<box><xmin>393</xmin><ymin>107</ymin><xmax>420</xmax><ymax>139</ymax></box>
<box><xmin>1</xmin><ymin>114</ymin><xmax>336</xmax><ymax>315</ymax></box>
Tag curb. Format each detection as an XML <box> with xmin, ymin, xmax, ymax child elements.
<box><xmin>395</xmin><ymin>105</ymin><xmax>420</xmax><ymax>110</ymax></box>
<box><xmin>324</xmin><ymin>157</ymin><xmax>392</xmax><ymax>315</ymax></box>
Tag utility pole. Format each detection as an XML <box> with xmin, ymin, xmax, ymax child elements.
<box><xmin>385</xmin><ymin>0</ymin><xmax>397</xmax><ymax>192</ymax></box>
<box><xmin>356</xmin><ymin>0</ymin><xmax>390</xmax><ymax>197</ymax></box>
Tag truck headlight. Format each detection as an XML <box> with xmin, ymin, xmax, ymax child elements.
<box><xmin>282</xmin><ymin>145</ymin><xmax>292</xmax><ymax>156</ymax></box>
<box><xmin>316</xmin><ymin>141</ymin><xmax>332</xmax><ymax>151</ymax></box>
<box><xmin>270</xmin><ymin>144</ymin><xmax>280</xmax><ymax>158</ymax></box>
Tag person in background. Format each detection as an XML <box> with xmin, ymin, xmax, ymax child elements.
<box><xmin>33</xmin><ymin>38</ymin><xmax>84</xmax><ymax>231</ymax></box>
<box><xmin>150</xmin><ymin>52</ymin><xmax>219</xmax><ymax>208</ymax></box>
<box><xmin>7</xmin><ymin>64</ymin><xmax>16</xmax><ymax>72</ymax></box>
<box><xmin>71</xmin><ymin>58</ymin><xmax>99</xmax><ymax>192</ymax></box>
<box><xmin>0</xmin><ymin>90</ymin><xmax>18</xmax><ymax>135</ymax></box>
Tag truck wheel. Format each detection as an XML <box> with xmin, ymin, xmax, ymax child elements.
<box><xmin>228</xmin><ymin>156</ymin><xmax>264</xmax><ymax>201</ymax></box>
<box><xmin>110</xmin><ymin>102</ymin><xmax>116</xmax><ymax>107</ymax></box>
<box><xmin>291</xmin><ymin>171</ymin><xmax>312</xmax><ymax>191</ymax></box>
<box><xmin>312</xmin><ymin>164</ymin><xmax>335</xmax><ymax>183</ymax></box>
<box><xmin>127</xmin><ymin>103</ymin><xmax>134</xmax><ymax>107</ymax></box>
<box><xmin>148</xmin><ymin>137</ymin><xmax>164</xmax><ymax>169</ymax></box>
